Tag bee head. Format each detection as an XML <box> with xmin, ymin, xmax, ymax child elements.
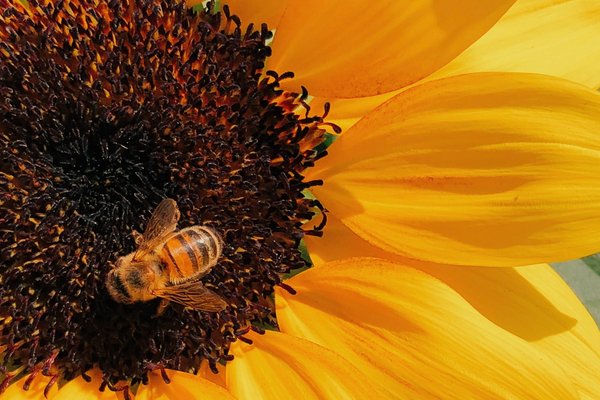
<box><xmin>106</xmin><ymin>268</ymin><xmax>133</xmax><ymax>304</ymax></box>
<box><xmin>107</xmin><ymin>253</ymin><xmax>156</xmax><ymax>304</ymax></box>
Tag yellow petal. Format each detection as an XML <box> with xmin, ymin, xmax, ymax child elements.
<box><xmin>308</xmin><ymin>0</ymin><xmax>600</xmax><ymax>132</ymax></box>
<box><xmin>517</xmin><ymin>265</ymin><xmax>600</xmax><ymax>399</ymax></box>
<box><xmin>3</xmin><ymin>373</ymin><xmax>59</xmax><ymax>399</ymax></box>
<box><xmin>198</xmin><ymin>360</ymin><xmax>227</xmax><ymax>388</ymax></box>
<box><xmin>304</xmin><ymin>213</ymin><xmax>393</xmax><ymax>266</ymax></box>
<box><xmin>54</xmin><ymin>369</ymin><xmax>128</xmax><ymax>400</ymax></box>
<box><xmin>307</xmin><ymin>216</ymin><xmax>600</xmax><ymax>398</ymax></box>
<box><xmin>267</xmin><ymin>0</ymin><xmax>515</xmax><ymax>98</ymax></box>
<box><xmin>306</xmin><ymin>217</ymin><xmax>600</xmax><ymax>397</ymax></box>
<box><xmin>431</xmin><ymin>0</ymin><xmax>600</xmax><ymax>89</ymax></box>
<box><xmin>308</xmin><ymin>216</ymin><xmax>600</xmax><ymax>356</ymax></box>
<box><xmin>310</xmin><ymin>72</ymin><xmax>600</xmax><ymax>266</ymax></box>
<box><xmin>309</xmin><ymin>91</ymin><xmax>399</xmax><ymax>133</ymax></box>
<box><xmin>417</xmin><ymin>262</ymin><xmax>600</xmax><ymax>399</ymax></box>
<box><xmin>276</xmin><ymin>257</ymin><xmax>580</xmax><ymax>399</ymax></box>
<box><xmin>308</xmin><ymin>217</ymin><xmax>600</xmax><ymax>350</ymax></box>
<box><xmin>136</xmin><ymin>370</ymin><xmax>234</xmax><ymax>400</ymax></box>
<box><xmin>220</xmin><ymin>1</ymin><xmax>288</xmax><ymax>28</ymax></box>
<box><xmin>227</xmin><ymin>330</ymin><xmax>384</xmax><ymax>399</ymax></box>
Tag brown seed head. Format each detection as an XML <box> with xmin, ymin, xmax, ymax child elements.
<box><xmin>0</xmin><ymin>0</ymin><xmax>330</xmax><ymax>389</ymax></box>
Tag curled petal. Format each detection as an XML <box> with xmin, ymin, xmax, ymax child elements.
<box><xmin>310</xmin><ymin>72</ymin><xmax>600</xmax><ymax>266</ymax></box>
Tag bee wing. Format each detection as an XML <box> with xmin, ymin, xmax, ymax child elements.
<box><xmin>152</xmin><ymin>281</ymin><xmax>227</xmax><ymax>312</ymax></box>
<box><xmin>134</xmin><ymin>198</ymin><xmax>180</xmax><ymax>260</ymax></box>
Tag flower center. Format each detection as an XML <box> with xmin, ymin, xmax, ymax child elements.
<box><xmin>0</xmin><ymin>0</ymin><xmax>331</xmax><ymax>393</ymax></box>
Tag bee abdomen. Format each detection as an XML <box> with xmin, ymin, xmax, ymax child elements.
<box><xmin>159</xmin><ymin>226</ymin><xmax>222</xmax><ymax>281</ymax></box>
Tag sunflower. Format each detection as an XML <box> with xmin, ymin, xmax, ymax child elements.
<box><xmin>2</xmin><ymin>0</ymin><xmax>600</xmax><ymax>399</ymax></box>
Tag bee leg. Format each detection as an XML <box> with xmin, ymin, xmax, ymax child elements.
<box><xmin>156</xmin><ymin>298</ymin><xmax>170</xmax><ymax>316</ymax></box>
<box><xmin>131</xmin><ymin>229</ymin><xmax>143</xmax><ymax>246</ymax></box>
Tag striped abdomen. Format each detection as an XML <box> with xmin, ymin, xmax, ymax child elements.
<box><xmin>159</xmin><ymin>226</ymin><xmax>222</xmax><ymax>283</ymax></box>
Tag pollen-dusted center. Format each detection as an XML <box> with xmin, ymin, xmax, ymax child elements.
<box><xmin>0</xmin><ymin>0</ymin><xmax>330</xmax><ymax>392</ymax></box>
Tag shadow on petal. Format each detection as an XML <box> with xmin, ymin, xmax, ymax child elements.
<box><xmin>277</xmin><ymin>257</ymin><xmax>580</xmax><ymax>399</ymax></box>
<box><xmin>417</xmin><ymin>263</ymin><xmax>577</xmax><ymax>341</ymax></box>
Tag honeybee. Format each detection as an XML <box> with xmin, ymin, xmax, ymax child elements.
<box><xmin>106</xmin><ymin>198</ymin><xmax>227</xmax><ymax>314</ymax></box>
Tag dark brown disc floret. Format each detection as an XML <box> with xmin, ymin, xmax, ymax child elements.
<box><xmin>0</xmin><ymin>0</ymin><xmax>332</xmax><ymax>393</ymax></box>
